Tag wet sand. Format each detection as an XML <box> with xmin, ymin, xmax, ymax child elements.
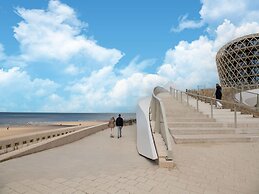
<box><xmin>0</xmin><ymin>121</ymin><xmax>106</xmax><ymax>138</ymax></box>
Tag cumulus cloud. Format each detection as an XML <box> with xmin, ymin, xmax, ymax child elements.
<box><xmin>166</xmin><ymin>0</ymin><xmax>259</xmax><ymax>90</ymax></box>
<box><xmin>173</xmin><ymin>0</ymin><xmax>259</xmax><ymax>32</ymax></box>
<box><xmin>45</xmin><ymin>62</ymin><xmax>168</xmax><ymax>112</ymax></box>
<box><xmin>200</xmin><ymin>0</ymin><xmax>259</xmax><ymax>25</ymax></box>
<box><xmin>0</xmin><ymin>67</ymin><xmax>59</xmax><ymax>111</ymax></box>
<box><xmin>2</xmin><ymin>0</ymin><xmax>259</xmax><ymax>112</ymax></box>
<box><xmin>13</xmin><ymin>0</ymin><xmax>123</xmax><ymax>70</ymax></box>
<box><xmin>214</xmin><ymin>20</ymin><xmax>259</xmax><ymax>49</ymax></box>
<box><xmin>158</xmin><ymin>36</ymin><xmax>216</xmax><ymax>90</ymax></box>
<box><xmin>109</xmin><ymin>73</ymin><xmax>168</xmax><ymax>110</ymax></box>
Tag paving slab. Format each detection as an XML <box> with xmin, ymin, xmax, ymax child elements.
<box><xmin>0</xmin><ymin>125</ymin><xmax>259</xmax><ymax>193</ymax></box>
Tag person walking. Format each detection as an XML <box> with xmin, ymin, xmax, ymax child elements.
<box><xmin>215</xmin><ymin>83</ymin><xmax>222</xmax><ymax>108</ymax></box>
<box><xmin>116</xmin><ymin>114</ymin><xmax>124</xmax><ymax>138</ymax></box>
<box><xmin>108</xmin><ymin>117</ymin><xmax>115</xmax><ymax>138</ymax></box>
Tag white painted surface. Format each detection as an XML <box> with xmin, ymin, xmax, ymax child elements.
<box><xmin>136</xmin><ymin>97</ymin><xmax>158</xmax><ymax>160</ymax></box>
<box><xmin>235</xmin><ymin>89</ymin><xmax>259</xmax><ymax>107</ymax></box>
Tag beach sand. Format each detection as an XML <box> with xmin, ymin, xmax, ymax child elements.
<box><xmin>0</xmin><ymin>121</ymin><xmax>106</xmax><ymax>138</ymax></box>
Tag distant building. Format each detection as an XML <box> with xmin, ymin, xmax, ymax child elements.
<box><xmin>216</xmin><ymin>33</ymin><xmax>259</xmax><ymax>89</ymax></box>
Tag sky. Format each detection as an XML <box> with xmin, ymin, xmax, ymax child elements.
<box><xmin>0</xmin><ymin>0</ymin><xmax>259</xmax><ymax>113</ymax></box>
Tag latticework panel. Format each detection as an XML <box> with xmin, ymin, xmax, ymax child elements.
<box><xmin>216</xmin><ymin>33</ymin><xmax>259</xmax><ymax>89</ymax></box>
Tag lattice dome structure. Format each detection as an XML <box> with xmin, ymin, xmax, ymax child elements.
<box><xmin>216</xmin><ymin>33</ymin><xmax>259</xmax><ymax>89</ymax></box>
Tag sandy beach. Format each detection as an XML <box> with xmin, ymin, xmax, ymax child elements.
<box><xmin>0</xmin><ymin>121</ymin><xmax>106</xmax><ymax>138</ymax></box>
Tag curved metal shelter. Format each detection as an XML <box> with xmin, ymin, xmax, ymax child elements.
<box><xmin>216</xmin><ymin>33</ymin><xmax>259</xmax><ymax>89</ymax></box>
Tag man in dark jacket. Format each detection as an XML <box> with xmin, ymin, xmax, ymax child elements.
<box><xmin>116</xmin><ymin>114</ymin><xmax>124</xmax><ymax>138</ymax></box>
<box><xmin>215</xmin><ymin>83</ymin><xmax>222</xmax><ymax>108</ymax></box>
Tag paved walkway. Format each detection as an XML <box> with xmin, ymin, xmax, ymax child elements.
<box><xmin>0</xmin><ymin>125</ymin><xmax>259</xmax><ymax>194</ymax></box>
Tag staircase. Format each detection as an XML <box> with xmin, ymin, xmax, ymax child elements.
<box><xmin>157</xmin><ymin>92</ymin><xmax>259</xmax><ymax>144</ymax></box>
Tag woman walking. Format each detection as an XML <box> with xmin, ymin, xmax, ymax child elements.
<box><xmin>108</xmin><ymin>117</ymin><xmax>115</xmax><ymax>138</ymax></box>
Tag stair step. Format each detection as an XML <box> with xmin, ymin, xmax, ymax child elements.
<box><xmin>170</xmin><ymin>128</ymin><xmax>235</xmax><ymax>135</ymax></box>
<box><xmin>168</xmin><ymin>118</ymin><xmax>215</xmax><ymax>122</ymax></box>
<box><xmin>173</xmin><ymin>134</ymin><xmax>259</xmax><ymax>144</ymax></box>
<box><xmin>168</xmin><ymin>122</ymin><xmax>224</xmax><ymax>128</ymax></box>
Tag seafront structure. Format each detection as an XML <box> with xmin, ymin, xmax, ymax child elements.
<box><xmin>216</xmin><ymin>33</ymin><xmax>259</xmax><ymax>89</ymax></box>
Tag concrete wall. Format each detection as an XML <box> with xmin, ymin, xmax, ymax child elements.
<box><xmin>0</xmin><ymin>123</ymin><xmax>108</xmax><ymax>162</ymax></box>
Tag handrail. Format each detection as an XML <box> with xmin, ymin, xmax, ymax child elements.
<box><xmin>150</xmin><ymin>87</ymin><xmax>173</xmax><ymax>161</ymax></box>
<box><xmin>170</xmin><ymin>86</ymin><xmax>251</xmax><ymax>128</ymax></box>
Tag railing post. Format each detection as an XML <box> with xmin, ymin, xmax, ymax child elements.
<box><xmin>257</xmin><ymin>94</ymin><xmax>259</xmax><ymax>111</ymax></box>
<box><xmin>239</xmin><ymin>91</ymin><xmax>242</xmax><ymax>103</ymax></box>
<box><xmin>234</xmin><ymin>104</ymin><xmax>237</xmax><ymax>128</ymax></box>
<box><xmin>187</xmin><ymin>94</ymin><xmax>189</xmax><ymax>106</ymax></box>
<box><xmin>176</xmin><ymin>90</ymin><xmax>178</xmax><ymax>100</ymax></box>
<box><xmin>210</xmin><ymin>99</ymin><xmax>213</xmax><ymax>118</ymax></box>
<box><xmin>196</xmin><ymin>98</ymin><xmax>199</xmax><ymax>112</ymax></box>
<box><xmin>180</xmin><ymin>92</ymin><xmax>183</xmax><ymax>103</ymax></box>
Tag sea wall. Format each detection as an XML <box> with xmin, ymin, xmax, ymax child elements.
<box><xmin>0</xmin><ymin>123</ymin><xmax>107</xmax><ymax>162</ymax></box>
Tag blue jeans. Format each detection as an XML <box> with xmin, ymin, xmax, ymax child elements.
<box><xmin>117</xmin><ymin>126</ymin><xmax>122</xmax><ymax>138</ymax></box>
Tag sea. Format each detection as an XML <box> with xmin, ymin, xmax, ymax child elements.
<box><xmin>0</xmin><ymin>112</ymin><xmax>136</xmax><ymax>125</ymax></box>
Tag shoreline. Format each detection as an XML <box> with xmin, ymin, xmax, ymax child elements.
<box><xmin>0</xmin><ymin>121</ymin><xmax>106</xmax><ymax>139</ymax></box>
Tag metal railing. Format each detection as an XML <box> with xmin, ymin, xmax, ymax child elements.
<box><xmin>170</xmin><ymin>87</ymin><xmax>247</xmax><ymax>128</ymax></box>
<box><xmin>150</xmin><ymin>87</ymin><xmax>173</xmax><ymax>161</ymax></box>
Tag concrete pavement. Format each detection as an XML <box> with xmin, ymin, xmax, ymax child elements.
<box><xmin>0</xmin><ymin>125</ymin><xmax>259</xmax><ymax>193</ymax></box>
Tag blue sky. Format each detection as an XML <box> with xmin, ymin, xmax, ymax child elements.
<box><xmin>0</xmin><ymin>0</ymin><xmax>259</xmax><ymax>113</ymax></box>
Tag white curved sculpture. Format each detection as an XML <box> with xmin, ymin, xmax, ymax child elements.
<box><xmin>136</xmin><ymin>97</ymin><xmax>158</xmax><ymax>160</ymax></box>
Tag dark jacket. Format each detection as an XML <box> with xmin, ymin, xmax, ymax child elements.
<box><xmin>215</xmin><ymin>85</ymin><xmax>222</xmax><ymax>100</ymax></box>
<box><xmin>116</xmin><ymin>117</ymin><xmax>123</xmax><ymax>126</ymax></box>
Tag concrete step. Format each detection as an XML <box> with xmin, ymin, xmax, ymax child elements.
<box><xmin>236</xmin><ymin>128</ymin><xmax>259</xmax><ymax>134</ymax></box>
<box><xmin>173</xmin><ymin>134</ymin><xmax>259</xmax><ymax>144</ymax></box>
<box><xmin>170</xmin><ymin>127</ymin><xmax>259</xmax><ymax>135</ymax></box>
<box><xmin>166</xmin><ymin>110</ymin><xmax>200</xmax><ymax>114</ymax></box>
<box><xmin>166</xmin><ymin>114</ymin><xmax>209</xmax><ymax>119</ymax></box>
<box><xmin>170</xmin><ymin>128</ymin><xmax>235</xmax><ymax>135</ymax></box>
<box><xmin>227</xmin><ymin>123</ymin><xmax>259</xmax><ymax>128</ymax></box>
<box><xmin>166</xmin><ymin>114</ymin><xmax>206</xmax><ymax>118</ymax></box>
<box><xmin>167</xmin><ymin>118</ymin><xmax>215</xmax><ymax>122</ymax></box>
<box><xmin>168</xmin><ymin>122</ymin><xmax>224</xmax><ymax>128</ymax></box>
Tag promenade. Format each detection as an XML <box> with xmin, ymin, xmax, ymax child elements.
<box><xmin>0</xmin><ymin>125</ymin><xmax>259</xmax><ymax>193</ymax></box>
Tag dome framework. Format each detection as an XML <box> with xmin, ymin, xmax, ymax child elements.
<box><xmin>216</xmin><ymin>33</ymin><xmax>259</xmax><ymax>90</ymax></box>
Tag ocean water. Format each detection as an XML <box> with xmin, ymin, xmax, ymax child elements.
<box><xmin>0</xmin><ymin>112</ymin><xmax>136</xmax><ymax>125</ymax></box>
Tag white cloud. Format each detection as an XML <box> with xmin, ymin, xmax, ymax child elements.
<box><xmin>173</xmin><ymin>0</ymin><xmax>259</xmax><ymax>32</ymax></box>
<box><xmin>214</xmin><ymin>20</ymin><xmax>259</xmax><ymax>50</ymax></box>
<box><xmin>109</xmin><ymin>73</ymin><xmax>168</xmax><ymax>107</ymax></box>
<box><xmin>166</xmin><ymin>0</ymin><xmax>259</xmax><ymax>90</ymax></box>
<box><xmin>171</xmin><ymin>14</ymin><xmax>204</xmax><ymax>32</ymax></box>
<box><xmin>158</xmin><ymin>36</ymin><xmax>216</xmax><ymax>90</ymax></box>
<box><xmin>0</xmin><ymin>67</ymin><xmax>59</xmax><ymax>111</ymax></box>
<box><xmin>200</xmin><ymin>0</ymin><xmax>246</xmax><ymax>24</ymax></box>
<box><xmin>13</xmin><ymin>0</ymin><xmax>123</xmax><ymax>70</ymax></box>
<box><xmin>64</xmin><ymin>64</ymin><xmax>81</xmax><ymax>75</ymax></box>
<box><xmin>2</xmin><ymin>0</ymin><xmax>259</xmax><ymax>113</ymax></box>
<box><xmin>161</xmin><ymin>19</ymin><xmax>259</xmax><ymax>90</ymax></box>
<box><xmin>40</xmin><ymin>59</ymin><xmax>168</xmax><ymax>112</ymax></box>
<box><xmin>120</xmin><ymin>56</ymin><xmax>156</xmax><ymax>77</ymax></box>
<box><xmin>200</xmin><ymin>0</ymin><xmax>259</xmax><ymax>25</ymax></box>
